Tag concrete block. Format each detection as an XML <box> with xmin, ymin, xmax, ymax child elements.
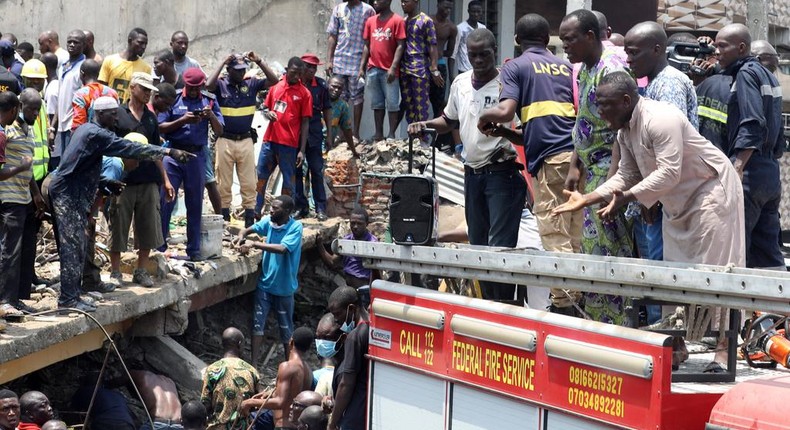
<box><xmin>120</xmin><ymin>252</ymin><xmax>169</xmax><ymax>279</ymax></box>
<box><xmin>129</xmin><ymin>298</ymin><xmax>191</xmax><ymax>337</ymax></box>
<box><xmin>140</xmin><ymin>336</ymin><xmax>206</xmax><ymax>393</ymax></box>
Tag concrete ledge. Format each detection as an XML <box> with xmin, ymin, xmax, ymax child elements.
<box><xmin>0</xmin><ymin>217</ymin><xmax>342</xmax><ymax>383</ymax></box>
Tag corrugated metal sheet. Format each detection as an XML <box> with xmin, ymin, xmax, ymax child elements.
<box><xmin>424</xmin><ymin>152</ymin><xmax>466</xmax><ymax>206</ymax></box>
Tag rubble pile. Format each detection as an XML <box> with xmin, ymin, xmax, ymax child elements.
<box><xmin>325</xmin><ymin>138</ymin><xmax>432</xmax><ymax>237</ymax></box>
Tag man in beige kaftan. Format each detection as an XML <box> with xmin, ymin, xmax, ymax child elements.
<box><xmin>554</xmin><ymin>71</ymin><xmax>745</xmax><ymax>371</ymax></box>
<box><xmin>554</xmin><ymin>71</ymin><xmax>744</xmax><ymax>267</ymax></box>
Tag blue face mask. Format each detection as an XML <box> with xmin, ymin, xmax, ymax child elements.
<box><xmin>315</xmin><ymin>339</ymin><xmax>338</xmax><ymax>358</ymax></box>
<box><xmin>340</xmin><ymin>306</ymin><xmax>356</xmax><ymax>333</ymax></box>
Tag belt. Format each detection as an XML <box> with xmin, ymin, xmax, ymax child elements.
<box><xmin>170</xmin><ymin>143</ymin><xmax>204</xmax><ymax>152</ymax></box>
<box><xmin>221</xmin><ymin>131</ymin><xmax>252</xmax><ymax>141</ymax></box>
<box><xmin>464</xmin><ymin>160</ymin><xmax>523</xmax><ymax>175</ymax></box>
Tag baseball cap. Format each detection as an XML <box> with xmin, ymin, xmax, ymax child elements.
<box><xmin>0</xmin><ymin>40</ymin><xmax>14</xmax><ymax>57</ymax></box>
<box><xmin>93</xmin><ymin>96</ymin><xmax>119</xmax><ymax>111</ymax></box>
<box><xmin>229</xmin><ymin>55</ymin><xmax>249</xmax><ymax>70</ymax></box>
<box><xmin>183</xmin><ymin>67</ymin><xmax>206</xmax><ymax>87</ymax></box>
<box><xmin>130</xmin><ymin>72</ymin><xmax>159</xmax><ymax>92</ymax></box>
<box><xmin>300</xmin><ymin>54</ymin><xmax>323</xmax><ymax>66</ymax></box>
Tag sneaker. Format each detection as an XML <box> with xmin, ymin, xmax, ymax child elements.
<box><xmin>133</xmin><ymin>269</ymin><xmax>155</xmax><ymax>288</ymax></box>
<box><xmin>59</xmin><ymin>299</ymin><xmax>96</xmax><ymax>313</ymax></box>
<box><xmin>13</xmin><ymin>301</ymin><xmax>37</xmax><ymax>314</ymax></box>
<box><xmin>316</xmin><ymin>211</ymin><xmax>328</xmax><ymax>222</ymax></box>
<box><xmin>110</xmin><ymin>270</ymin><xmax>123</xmax><ymax>282</ymax></box>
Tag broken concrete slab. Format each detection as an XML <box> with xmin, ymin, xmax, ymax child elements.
<box><xmin>139</xmin><ymin>336</ymin><xmax>206</xmax><ymax>392</ymax></box>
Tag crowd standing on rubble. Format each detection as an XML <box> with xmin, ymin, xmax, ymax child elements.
<box><xmin>0</xmin><ymin>0</ymin><xmax>786</xmax><ymax>428</ymax></box>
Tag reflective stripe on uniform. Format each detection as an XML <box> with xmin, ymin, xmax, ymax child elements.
<box><xmin>698</xmin><ymin>105</ymin><xmax>728</xmax><ymax>124</ymax></box>
<box><xmin>220</xmin><ymin>105</ymin><xmax>256</xmax><ymax>117</ymax></box>
<box><xmin>519</xmin><ymin>101</ymin><xmax>576</xmax><ymax>124</ymax></box>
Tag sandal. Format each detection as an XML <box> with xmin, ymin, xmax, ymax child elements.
<box><xmin>0</xmin><ymin>303</ymin><xmax>23</xmax><ymax>318</ymax></box>
<box><xmin>703</xmin><ymin>362</ymin><xmax>726</xmax><ymax>374</ymax></box>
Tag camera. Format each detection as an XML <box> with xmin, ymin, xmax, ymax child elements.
<box><xmin>667</xmin><ymin>42</ymin><xmax>717</xmax><ymax>75</ymax></box>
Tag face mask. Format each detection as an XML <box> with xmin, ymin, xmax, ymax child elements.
<box><xmin>339</xmin><ymin>305</ymin><xmax>356</xmax><ymax>333</ymax></box>
<box><xmin>315</xmin><ymin>339</ymin><xmax>338</xmax><ymax>358</ymax></box>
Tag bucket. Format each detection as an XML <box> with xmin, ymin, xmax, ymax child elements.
<box><xmin>200</xmin><ymin>215</ymin><xmax>224</xmax><ymax>259</ymax></box>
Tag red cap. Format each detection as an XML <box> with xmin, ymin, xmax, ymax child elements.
<box><xmin>183</xmin><ymin>67</ymin><xmax>206</xmax><ymax>87</ymax></box>
<box><xmin>300</xmin><ymin>53</ymin><xmax>323</xmax><ymax>66</ymax></box>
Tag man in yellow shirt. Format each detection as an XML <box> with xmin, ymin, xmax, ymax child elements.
<box><xmin>99</xmin><ymin>27</ymin><xmax>152</xmax><ymax>104</ymax></box>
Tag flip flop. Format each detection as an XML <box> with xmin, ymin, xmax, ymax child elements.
<box><xmin>703</xmin><ymin>362</ymin><xmax>726</xmax><ymax>373</ymax></box>
<box><xmin>0</xmin><ymin>303</ymin><xmax>23</xmax><ymax>318</ymax></box>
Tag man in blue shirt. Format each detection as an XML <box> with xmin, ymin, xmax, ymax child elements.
<box><xmin>50</xmin><ymin>96</ymin><xmax>193</xmax><ymax>312</ymax></box>
<box><xmin>158</xmin><ymin>67</ymin><xmax>224</xmax><ymax>261</ymax></box>
<box><xmin>234</xmin><ymin>195</ymin><xmax>303</xmax><ymax>367</ymax></box>
<box><xmin>206</xmin><ymin>52</ymin><xmax>277</xmax><ymax>227</ymax></box>
<box><xmin>294</xmin><ymin>54</ymin><xmax>332</xmax><ymax>221</ymax></box>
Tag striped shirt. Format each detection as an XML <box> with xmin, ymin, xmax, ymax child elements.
<box><xmin>327</xmin><ymin>1</ymin><xmax>375</xmax><ymax>76</ymax></box>
<box><xmin>0</xmin><ymin>119</ymin><xmax>34</xmax><ymax>204</ymax></box>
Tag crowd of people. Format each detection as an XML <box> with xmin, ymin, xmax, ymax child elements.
<box><xmin>0</xmin><ymin>0</ymin><xmax>787</xmax><ymax>428</ymax></box>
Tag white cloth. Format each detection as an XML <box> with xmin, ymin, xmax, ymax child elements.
<box><xmin>516</xmin><ymin>208</ymin><xmax>551</xmax><ymax>312</ymax></box>
<box><xmin>44</xmin><ymin>79</ymin><xmax>59</xmax><ymax>117</ymax></box>
<box><xmin>443</xmin><ymin>70</ymin><xmax>517</xmax><ymax>169</ymax></box>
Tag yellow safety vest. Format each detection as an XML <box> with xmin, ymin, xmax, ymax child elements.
<box><xmin>31</xmin><ymin>101</ymin><xmax>49</xmax><ymax>181</ymax></box>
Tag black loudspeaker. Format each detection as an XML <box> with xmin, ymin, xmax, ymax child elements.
<box><xmin>389</xmin><ymin>175</ymin><xmax>439</xmax><ymax>245</ymax></box>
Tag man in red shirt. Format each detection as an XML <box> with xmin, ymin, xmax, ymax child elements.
<box><xmin>256</xmin><ymin>57</ymin><xmax>312</xmax><ymax>214</ymax></box>
<box><xmin>359</xmin><ymin>0</ymin><xmax>406</xmax><ymax>141</ymax></box>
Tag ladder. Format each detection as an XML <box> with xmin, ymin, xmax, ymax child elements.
<box><xmin>335</xmin><ymin>239</ymin><xmax>790</xmax><ymax>315</ymax></box>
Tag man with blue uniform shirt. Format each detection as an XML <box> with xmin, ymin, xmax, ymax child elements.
<box><xmin>294</xmin><ymin>53</ymin><xmax>332</xmax><ymax>221</ymax></box>
<box><xmin>207</xmin><ymin>52</ymin><xmax>277</xmax><ymax>227</ymax></box>
<box><xmin>233</xmin><ymin>195</ymin><xmax>303</xmax><ymax>368</ymax></box>
<box><xmin>158</xmin><ymin>67</ymin><xmax>224</xmax><ymax>261</ymax></box>
<box><xmin>479</xmin><ymin>14</ymin><xmax>580</xmax><ymax>310</ymax></box>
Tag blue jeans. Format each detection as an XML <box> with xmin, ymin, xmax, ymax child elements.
<box><xmin>366</xmin><ymin>67</ymin><xmax>400</xmax><ymax>111</ymax></box>
<box><xmin>204</xmin><ymin>145</ymin><xmax>216</xmax><ymax>183</ymax></box>
<box><xmin>160</xmin><ymin>149</ymin><xmax>206</xmax><ymax>258</ymax></box>
<box><xmin>464</xmin><ymin>168</ymin><xmax>527</xmax><ymax>300</ymax></box>
<box><xmin>294</xmin><ymin>144</ymin><xmax>327</xmax><ymax>213</ymax></box>
<box><xmin>256</xmin><ymin>142</ymin><xmax>298</xmax><ymax>213</ymax></box>
<box><xmin>633</xmin><ymin>211</ymin><xmax>664</xmax><ymax>324</ymax></box>
<box><xmin>253</xmin><ymin>290</ymin><xmax>294</xmax><ymax>342</ymax></box>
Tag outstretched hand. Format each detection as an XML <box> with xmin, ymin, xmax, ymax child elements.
<box><xmin>596</xmin><ymin>190</ymin><xmax>628</xmax><ymax>220</ymax></box>
<box><xmin>169</xmin><ymin>148</ymin><xmax>196</xmax><ymax>163</ymax></box>
<box><xmin>552</xmin><ymin>189</ymin><xmax>587</xmax><ymax>216</ymax></box>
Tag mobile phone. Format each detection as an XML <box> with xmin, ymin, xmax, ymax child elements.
<box><xmin>423</xmin><ymin>127</ymin><xmax>438</xmax><ymax>148</ymax></box>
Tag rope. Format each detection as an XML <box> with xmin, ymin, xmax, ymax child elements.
<box><xmin>27</xmin><ymin>308</ymin><xmax>155</xmax><ymax>430</ymax></box>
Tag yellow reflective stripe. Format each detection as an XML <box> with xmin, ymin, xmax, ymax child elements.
<box><xmin>698</xmin><ymin>105</ymin><xmax>727</xmax><ymax>124</ymax></box>
<box><xmin>220</xmin><ymin>105</ymin><xmax>256</xmax><ymax>117</ymax></box>
<box><xmin>519</xmin><ymin>101</ymin><xmax>576</xmax><ymax>124</ymax></box>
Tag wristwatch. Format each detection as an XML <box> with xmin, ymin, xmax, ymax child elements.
<box><xmin>431</xmin><ymin>69</ymin><xmax>440</xmax><ymax>77</ymax></box>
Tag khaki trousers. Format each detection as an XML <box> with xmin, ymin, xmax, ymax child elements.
<box><xmin>215</xmin><ymin>136</ymin><xmax>256</xmax><ymax>209</ymax></box>
<box><xmin>532</xmin><ymin>151</ymin><xmax>584</xmax><ymax>307</ymax></box>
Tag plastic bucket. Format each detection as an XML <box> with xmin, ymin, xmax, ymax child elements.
<box><xmin>200</xmin><ymin>215</ymin><xmax>224</xmax><ymax>259</ymax></box>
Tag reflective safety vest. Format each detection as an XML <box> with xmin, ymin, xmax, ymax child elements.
<box><xmin>31</xmin><ymin>101</ymin><xmax>49</xmax><ymax>181</ymax></box>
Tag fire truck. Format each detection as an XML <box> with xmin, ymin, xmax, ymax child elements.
<box><xmin>336</xmin><ymin>240</ymin><xmax>790</xmax><ymax>430</ymax></box>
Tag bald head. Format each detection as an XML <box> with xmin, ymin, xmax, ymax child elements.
<box><xmin>715</xmin><ymin>23</ymin><xmax>752</xmax><ymax>68</ymax></box>
<box><xmin>752</xmin><ymin>39</ymin><xmax>779</xmax><ymax>73</ymax></box>
<box><xmin>295</xmin><ymin>390</ymin><xmax>323</xmax><ymax>407</ymax></box>
<box><xmin>20</xmin><ymin>88</ymin><xmax>41</xmax><ymax>105</ymax></box>
<box><xmin>41</xmin><ymin>421</ymin><xmax>67</xmax><ymax>430</ymax></box>
<box><xmin>625</xmin><ymin>21</ymin><xmax>667</xmax><ymax>49</ymax></box>
<box><xmin>222</xmin><ymin>327</ymin><xmax>244</xmax><ymax>351</ymax></box>
<box><xmin>41</xmin><ymin>53</ymin><xmax>58</xmax><ymax>77</ymax></box>
<box><xmin>610</xmin><ymin>33</ymin><xmax>624</xmax><ymax>46</ymax></box>
<box><xmin>37</xmin><ymin>31</ymin><xmax>59</xmax><ymax>54</ymax></box>
<box><xmin>316</xmin><ymin>313</ymin><xmax>339</xmax><ymax>339</ymax></box>
<box><xmin>592</xmin><ymin>10</ymin><xmax>610</xmax><ymax>40</ymax></box>
<box><xmin>298</xmin><ymin>405</ymin><xmax>327</xmax><ymax>430</ymax></box>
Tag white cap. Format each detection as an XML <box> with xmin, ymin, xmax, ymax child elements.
<box><xmin>93</xmin><ymin>96</ymin><xmax>119</xmax><ymax>111</ymax></box>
